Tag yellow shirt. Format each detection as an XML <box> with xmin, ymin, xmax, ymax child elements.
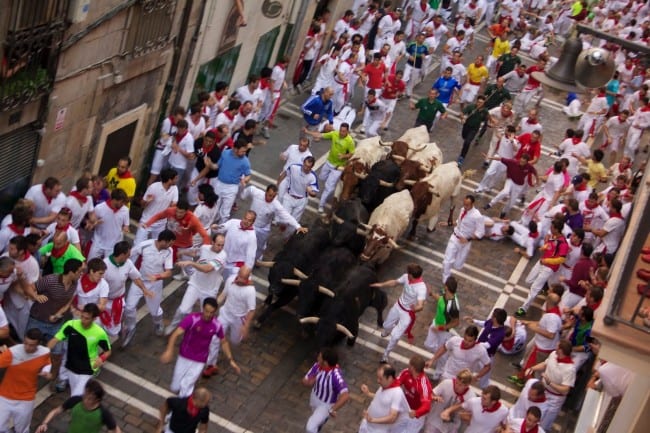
<box><xmin>586</xmin><ymin>160</ymin><xmax>607</xmax><ymax>188</ymax></box>
<box><xmin>491</xmin><ymin>38</ymin><xmax>510</xmax><ymax>59</ymax></box>
<box><xmin>105</xmin><ymin>167</ymin><xmax>137</xmax><ymax>205</ymax></box>
<box><xmin>467</xmin><ymin>63</ymin><xmax>489</xmax><ymax>85</ymax></box>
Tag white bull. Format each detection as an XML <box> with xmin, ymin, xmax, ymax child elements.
<box><xmin>359</xmin><ymin>190</ymin><xmax>414</xmax><ymax>264</ymax></box>
<box><xmin>406</xmin><ymin>141</ymin><xmax>443</xmax><ymax>173</ymax></box>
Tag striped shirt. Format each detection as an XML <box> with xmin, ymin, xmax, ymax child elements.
<box><xmin>304</xmin><ymin>362</ymin><xmax>348</xmax><ymax>404</ymax></box>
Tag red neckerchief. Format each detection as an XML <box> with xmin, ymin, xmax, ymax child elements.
<box><xmin>588</xmin><ymin>300</ymin><xmax>602</xmax><ymax>310</ymax></box>
<box><xmin>571</xmin><ymin>137</ymin><xmax>581</xmax><ymax>144</ymax></box>
<box><xmin>175</xmin><ymin>130</ymin><xmax>189</xmax><ymax>144</ymax></box>
<box><xmin>501</xmin><ymin>336</ymin><xmax>515</xmax><ymax>350</ymax></box>
<box><xmin>42</xmin><ymin>185</ymin><xmax>52</xmax><ymax>204</ymax></box>
<box><xmin>239</xmin><ymin>222</ymin><xmax>254</xmax><ymax>231</ymax></box>
<box><xmin>452</xmin><ymin>379</ymin><xmax>467</xmax><ymax>402</ymax></box>
<box><xmin>168</xmin><ymin>115</ymin><xmax>177</xmax><ymax>127</ymax></box>
<box><xmin>521</xmin><ymin>420</ymin><xmax>540</xmax><ymax>433</ymax></box>
<box><xmin>70</xmin><ymin>191</ymin><xmax>88</xmax><ymax>204</ymax></box>
<box><xmin>224</xmin><ymin>110</ymin><xmax>236</xmax><ymax>120</ymax></box>
<box><xmin>187</xmin><ymin>397</ymin><xmax>200</xmax><ymax>417</ymax></box>
<box><xmin>460</xmin><ymin>209</ymin><xmax>467</xmax><ymax>221</ymax></box>
<box><xmin>529</xmin><ymin>231</ymin><xmax>540</xmax><ymax>239</ymax></box>
<box><xmin>527</xmin><ymin>118</ymin><xmax>538</xmax><ymax>124</ymax></box>
<box><xmin>260</xmin><ymin>78</ymin><xmax>270</xmax><ymax>90</ymax></box>
<box><xmin>464</xmin><ymin>23</ymin><xmax>471</xmax><ymax>29</ymax></box>
<box><xmin>390</xmin><ymin>12</ymin><xmax>399</xmax><ymax>20</ymax></box>
<box><xmin>346</xmin><ymin>58</ymin><xmax>354</xmax><ymax>66</ymax></box>
<box><xmin>529</xmin><ymin>392</ymin><xmax>547</xmax><ymax>403</ymax></box>
<box><xmin>80</xmin><ymin>273</ymin><xmax>99</xmax><ymax>293</ymax></box>
<box><xmin>408</xmin><ymin>276</ymin><xmax>424</xmax><ymax>284</ymax></box>
<box><xmin>584</xmin><ymin>200</ymin><xmax>598</xmax><ymax>210</ymax></box>
<box><xmin>420</xmin><ymin>2</ymin><xmax>427</xmax><ymax>12</ymax></box>
<box><xmin>609</xmin><ymin>211</ymin><xmax>623</xmax><ymax>220</ymax></box>
<box><xmin>469</xmin><ymin>3</ymin><xmax>477</xmax><ymax>9</ymax></box>
<box><xmin>557</xmin><ymin>355</ymin><xmax>573</xmax><ymax>364</ymax></box>
<box><xmin>51</xmin><ymin>242</ymin><xmax>70</xmax><ymax>258</ymax></box>
<box><xmin>598</xmin><ymin>90</ymin><xmax>606</xmax><ymax>97</ymax></box>
<box><xmin>546</xmin><ymin>305</ymin><xmax>562</xmax><ymax>318</ymax></box>
<box><xmin>202</xmin><ymin>140</ymin><xmax>216</xmax><ymax>156</ymax></box>
<box><xmin>105</xmin><ymin>200</ymin><xmax>121</xmax><ymax>213</ymax></box>
<box><xmin>640</xmin><ymin>105</ymin><xmax>650</xmax><ymax>112</ymax></box>
<box><xmin>319</xmin><ymin>363</ymin><xmax>337</xmax><ymax>372</ymax></box>
<box><xmin>174</xmin><ymin>210</ymin><xmax>192</xmax><ymax>229</ymax></box>
<box><xmin>482</xmin><ymin>401</ymin><xmax>502</xmax><ymax>413</ymax></box>
<box><xmin>460</xmin><ymin>340</ymin><xmax>475</xmax><ymax>350</ymax></box>
<box><xmin>238</xmin><ymin>106</ymin><xmax>248</xmax><ymax>117</ymax></box>
<box><xmin>618</xmin><ymin>116</ymin><xmax>626</xmax><ymax>123</ymax></box>
<box><xmin>8</xmin><ymin>224</ymin><xmax>23</xmax><ymax>235</ymax></box>
<box><xmin>384</xmin><ymin>379</ymin><xmax>401</xmax><ymax>389</ymax></box>
<box><xmin>575</xmin><ymin>183</ymin><xmax>587</xmax><ymax>191</ymax></box>
<box><xmin>368</xmin><ymin>96</ymin><xmax>377</xmax><ymax>105</ymax></box>
<box><xmin>276</xmin><ymin>62</ymin><xmax>286</xmax><ymax>70</ymax></box>
<box><xmin>117</xmin><ymin>170</ymin><xmax>133</xmax><ymax>179</ymax></box>
<box><xmin>55</xmin><ymin>222</ymin><xmax>71</xmax><ymax>232</ymax></box>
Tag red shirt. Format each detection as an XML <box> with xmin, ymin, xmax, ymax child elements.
<box><xmin>540</xmin><ymin>235</ymin><xmax>569</xmax><ymax>272</ymax></box>
<box><xmin>145</xmin><ymin>208</ymin><xmax>210</xmax><ymax>248</ymax></box>
<box><xmin>501</xmin><ymin>158</ymin><xmax>537</xmax><ymax>186</ymax></box>
<box><xmin>363</xmin><ymin>62</ymin><xmax>387</xmax><ymax>89</ymax></box>
<box><xmin>525</xmin><ymin>65</ymin><xmax>543</xmax><ymax>88</ymax></box>
<box><xmin>515</xmin><ymin>133</ymin><xmax>541</xmax><ymax>161</ymax></box>
<box><xmin>382</xmin><ymin>74</ymin><xmax>406</xmax><ymax>99</ymax></box>
<box><xmin>397</xmin><ymin>369</ymin><xmax>432</xmax><ymax>418</ymax></box>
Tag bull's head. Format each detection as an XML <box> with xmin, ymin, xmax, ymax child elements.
<box><xmin>396</xmin><ymin>160</ymin><xmax>428</xmax><ymax>191</ymax></box>
<box><xmin>359</xmin><ymin>226</ymin><xmax>399</xmax><ymax>264</ymax></box>
<box><xmin>340</xmin><ymin>160</ymin><xmax>368</xmax><ymax>200</ymax></box>
<box><xmin>389</xmin><ymin>141</ymin><xmax>408</xmax><ymax>165</ymax></box>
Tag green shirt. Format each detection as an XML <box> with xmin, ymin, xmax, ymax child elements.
<box><xmin>462</xmin><ymin>104</ymin><xmax>489</xmax><ymax>130</ymax></box>
<box><xmin>484</xmin><ymin>84</ymin><xmax>512</xmax><ymax>109</ymax></box>
<box><xmin>496</xmin><ymin>53</ymin><xmax>521</xmax><ymax>77</ymax></box>
<box><xmin>39</xmin><ymin>242</ymin><xmax>86</xmax><ymax>274</ymax></box>
<box><xmin>415</xmin><ymin>98</ymin><xmax>446</xmax><ymax>122</ymax></box>
<box><xmin>323</xmin><ymin>131</ymin><xmax>355</xmax><ymax>167</ymax></box>
<box><xmin>63</xmin><ymin>396</ymin><xmax>117</xmax><ymax>433</ymax></box>
<box><xmin>433</xmin><ymin>294</ymin><xmax>460</xmax><ymax>327</ymax></box>
<box><xmin>55</xmin><ymin>319</ymin><xmax>111</xmax><ymax>374</ymax></box>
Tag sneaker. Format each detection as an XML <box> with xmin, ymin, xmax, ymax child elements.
<box><xmin>511</xmin><ymin>361</ymin><xmax>523</xmax><ymax>370</ymax></box>
<box><xmin>122</xmin><ymin>327</ymin><xmax>136</xmax><ymax>347</ymax></box>
<box><xmin>456</xmin><ymin>156</ymin><xmax>464</xmax><ymax>166</ymax></box>
<box><xmin>317</xmin><ymin>207</ymin><xmax>325</xmax><ymax>214</ymax></box>
<box><xmin>499</xmin><ymin>212</ymin><xmax>506</xmax><ymax>219</ymax></box>
<box><xmin>54</xmin><ymin>380</ymin><xmax>67</xmax><ymax>393</ymax></box>
<box><xmin>202</xmin><ymin>365</ymin><xmax>219</xmax><ymax>378</ymax></box>
<box><xmin>379</xmin><ymin>357</ymin><xmax>389</xmax><ymax>364</ymax></box>
<box><xmin>483</xmin><ymin>203</ymin><xmax>492</xmax><ymax>210</ymax></box>
<box><xmin>515</xmin><ymin>308</ymin><xmax>527</xmax><ymax>317</ymax></box>
<box><xmin>482</xmin><ymin>161</ymin><xmax>489</xmax><ymax>169</ymax></box>
<box><xmin>154</xmin><ymin>323</ymin><xmax>164</xmax><ymax>336</ymax></box>
<box><xmin>474</xmin><ymin>188</ymin><xmax>483</xmax><ymax>194</ymax></box>
<box><xmin>380</xmin><ymin>329</ymin><xmax>390</xmax><ymax>338</ymax></box>
<box><xmin>507</xmin><ymin>375</ymin><xmax>525</xmax><ymax>387</ymax></box>
<box><xmin>519</xmin><ymin>196</ymin><xmax>526</xmax><ymax>206</ymax></box>
<box><xmin>164</xmin><ymin>325</ymin><xmax>176</xmax><ymax>336</ymax></box>
<box><xmin>173</xmin><ymin>274</ymin><xmax>188</xmax><ymax>281</ymax></box>
<box><xmin>262</xmin><ymin>126</ymin><xmax>270</xmax><ymax>139</ymax></box>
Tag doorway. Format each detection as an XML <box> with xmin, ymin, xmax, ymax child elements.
<box><xmin>98</xmin><ymin>121</ymin><xmax>137</xmax><ymax>176</ymax></box>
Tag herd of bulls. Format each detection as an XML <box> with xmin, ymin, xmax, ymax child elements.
<box><xmin>254</xmin><ymin>126</ymin><xmax>473</xmax><ymax>346</ymax></box>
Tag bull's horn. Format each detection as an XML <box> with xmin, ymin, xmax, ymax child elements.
<box><xmin>255</xmin><ymin>260</ymin><xmax>275</xmax><ymax>268</ymax></box>
<box><xmin>462</xmin><ymin>169</ymin><xmax>476</xmax><ymax>179</ymax></box>
<box><xmin>403</xmin><ymin>179</ymin><xmax>416</xmax><ymax>185</ymax></box>
<box><xmin>337</xmin><ymin>166</ymin><xmax>345</xmax><ymax>171</ymax></box>
<box><xmin>336</xmin><ymin>323</ymin><xmax>354</xmax><ymax>339</ymax></box>
<box><xmin>391</xmin><ymin>154</ymin><xmax>405</xmax><ymax>161</ymax></box>
<box><xmin>280</xmin><ymin>278</ymin><xmax>301</xmax><ymax>286</ymax></box>
<box><xmin>357</xmin><ymin>228</ymin><xmax>369</xmax><ymax>236</ymax></box>
<box><xmin>331</xmin><ymin>214</ymin><xmax>344</xmax><ymax>224</ymax></box>
<box><xmin>354</xmin><ymin>171</ymin><xmax>368</xmax><ymax>179</ymax></box>
<box><xmin>387</xmin><ymin>238</ymin><xmax>401</xmax><ymax>249</ymax></box>
<box><xmin>378</xmin><ymin>180</ymin><xmax>394</xmax><ymax>187</ymax></box>
<box><xmin>358</xmin><ymin>222</ymin><xmax>372</xmax><ymax>230</ymax></box>
<box><xmin>299</xmin><ymin>317</ymin><xmax>320</xmax><ymax>324</ymax></box>
<box><xmin>379</xmin><ymin>140</ymin><xmax>393</xmax><ymax>147</ymax></box>
<box><xmin>318</xmin><ymin>286</ymin><xmax>336</xmax><ymax>297</ymax></box>
<box><xmin>293</xmin><ymin>268</ymin><xmax>309</xmax><ymax>279</ymax></box>
<box><xmin>408</xmin><ymin>144</ymin><xmax>427</xmax><ymax>152</ymax></box>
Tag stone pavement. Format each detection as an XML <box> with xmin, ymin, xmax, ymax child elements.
<box><xmin>25</xmin><ymin>21</ymin><xmax>639</xmax><ymax>433</ymax></box>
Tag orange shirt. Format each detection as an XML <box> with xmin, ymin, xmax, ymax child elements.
<box><xmin>145</xmin><ymin>207</ymin><xmax>210</xmax><ymax>248</ymax></box>
<box><xmin>0</xmin><ymin>345</ymin><xmax>51</xmax><ymax>401</ymax></box>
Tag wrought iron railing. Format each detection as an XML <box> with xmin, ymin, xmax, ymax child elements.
<box><xmin>124</xmin><ymin>0</ymin><xmax>175</xmax><ymax>57</ymax></box>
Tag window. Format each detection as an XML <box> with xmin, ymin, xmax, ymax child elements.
<box><xmin>124</xmin><ymin>0</ymin><xmax>175</xmax><ymax>57</ymax></box>
<box><xmin>8</xmin><ymin>0</ymin><xmax>69</xmax><ymax>31</ymax></box>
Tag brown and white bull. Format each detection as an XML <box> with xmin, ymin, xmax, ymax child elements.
<box><xmin>405</xmin><ymin>162</ymin><xmax>474</xmax><ymax>238</ymax></box>
<box><xmin>384</xmin><ymin>126</ymin><xmax>431</xmax><ymax>164</ymax></box>
<box><xmin>337</xmin><ymin>136</ymin><xmax>392</xmax><ymax>200</ymax></box>
<box><xmin>359</xmin><ymin>190</ymin><xmax>414</xmax><ymax>264</ymax></box>
<box><xmin>394</xmin><ymin>142</ymin><xmax>444</xmax><ymax>190</ymax></box>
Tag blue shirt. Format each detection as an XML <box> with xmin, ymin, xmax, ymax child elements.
<box><xmin>217</xmin><ymin>149</ymin><xmax>251</xmax><ymax>184</ymax></box>
<box><xmin>605</xmin><ymin>79</ymin><xmax>619</xmax><ymax>107</ymax></box>
<box><xmin>302</xmin><ymin>94</ymin><xmax>334</xmax><ymax>126</ymax></box>
<box><xmin>406</xmin><ymin>42</ymin><xmax>429</xmax><ymax>69</ymax></box>
<box><xmin>432</xmin><ymin>76</ymin><xmax>461</xmax><ymax>104</ymax></box>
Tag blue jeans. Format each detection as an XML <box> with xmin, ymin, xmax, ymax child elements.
<box><xmin>26</xmin><ymin>316</ymin><xmax>65</xmax><ymax>354</ymax></box>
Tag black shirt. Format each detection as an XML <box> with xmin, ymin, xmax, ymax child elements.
<box><xmin>194</xmin><ymin>137</ymin><xmax>221</xmax><ymax>178</ymax></box>
<box><xmin>166</xmin><ymin>397</ymin><xmax>209</xmax><ymax>433</ymax></box>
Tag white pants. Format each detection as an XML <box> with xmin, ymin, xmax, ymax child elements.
<box><xmin>206</xmin><ymin>313</ymin><xmax>244</xmax><ymax>366</ymax></box>
<box><xmin>578</xmin><ymin>113</ymin><xmax>604</xmax><ymax>137</ymax></box>
<box><xmin>150</xmin><ymin>149</ymin><xmax>170</xmax><ymax>175</ymax></box>
<box><xmin>134</xmin><ymin>221</ymin><xmax>166</xmax><ymax>247</ymax></box>
<box><xmin>562</xmin><ymin>291</ymin><xmax>584</xmax><ymax>309</ymax></box>
<box><xmin>484</xmin><ymin>1</ymin><xmax>496</xmax><ymax>23</ymax></box>
<box><xmin>100</xmin><ymin>296</ymin><xmax>124</xmax><ymax>337</ymax></box>
<box><xmin>169</xmin><ymin>283</ymin><xmax>220</xmax><ymax>330</ymax></box>
<box><xmin>170</xmin><ymin>355</ymin><xmax>204</xmax><ymax>397</ymax></box>
<box><xmin>254</xmin><ymin>226</ymin><xmax>271</xmax><ymax>261</ymax></box>
<box><xmin>393</xmin><ymin>416</ymin><xmax>425</xmax><ymax>433</ymax></box>
<box><xmin>187</xmin><ymin>168</ymin><xmax>212</xmax><ymax>206</ymax></box>
<box><xmin>381</xmin><ymin>98</ymin><xmax>398</xmax><ymax>129</ymax></box>
<box><xmin>214</xmin><ymin>180</ymin><xmax>240</xmax><ymax>224</ymax></box>
<box><xmin>332</xmin><ymin>82</ymin><xmax>347</xmax><ymax>114</ymax></box>
<box><xmin>282</xmin><ymin>194</ymin><xmax>308</xmax><ymax>222</ymax></box>
<box><xmin>514</xmin><ymin>87</ymin><xmax>542</xmax><ymax>113</ymax></box>
<box><xmin>69</xmin><ymin>370</ymin><xmax>93</xmax><ymax>397</ymax></box>
<box><xmin>478</xmin><ymin>159</ymin><xmax>507</xmax><ymax>192</ymax></box>
<box><xmin>404</xmin><ymin>64</ymin><xmax>423</xmax><ymax>96</ymax></box>
<box><xmin>625</xmin><ymin>126</ymin><xmax>644</xmax><ymax>157</ymax></box>
<box><xmin>490</xmin><ymin>179</ymin><xmax>526</xmax><ymax>214</ymax></box>
<box><xmin>442</xmin><ymin>235</ymin><xmax>472</xmax><ymax>284</ymax></box>
<box><xmin>123</xmin><ymin>280</ymin><xmax>164</xmax><ymax>331</ymax></box>
<box><xmin>0</xmin><ymin>396</ymin><xmax>34</xmax><ymax>433</ymax></box>
<box><xmin>522</xmin><ymin>262</ymin><xmax>556</xmax><ymax>311</ymax></box>
<box><xmin>485</xmin><ymin>133</ymin><xmax>501</xmax><ymax>162</ymax></box>
<box><xmin>318</xmin><ymin>162</ymin><xmax>343</xmax><ymax>211</ymax></box>
<box><xmin>460</xmin><ymin>83</ymin><xmax>481</xmax><ymax>104</ymax></box>
<box><xmin>306</xmin><ymin>392</ymin><xmax>333</xmax><ymax>433</ymax></box>
<box><xmin>382</xmin><ymin>303</ymin><xmax>412</xmax><ymax>359</ymax></box>
<box><xmin>87</xmin><ymin>243</ymin><xmax>114</xmax><ymax>260</ymax></box>
<box><xmin>363</xmin><ymin>111</ymin><xmax>382</xmax><ymax>137</ymax></box>
<box><xmin>424</xmin><ymin>328</ymin><xmax>451</xmax><ymax>377</ymax></box>
<box><xmin>543</xmin><ymin>392</ymin><xmax>567</xmax><ymax>431</ymax></box>
<box><xmin>2</xmin><ymin>297</ymin><xmax>31</xmax><ymax>341</ymax></box>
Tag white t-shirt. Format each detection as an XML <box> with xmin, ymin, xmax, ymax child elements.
<box><xmin>65</xmin><ymin>194</ymin><xmax>94</xmax><ymax>229</ymax></box>
<box><xmin>558</xmin><ymin>139</ymin><xmax>591</xmax><ymax>176</ymax></box>
<box><xmin>192</xmin><ymin>204</ymin><xmax>218</xmax><ymax>247</ymax></box>
<box><xmin>140</xmin><ymin>182</ymin><xmax>179</xmax><ymax>224</ymax></box>
<box><xmin>0</xmin><ymin>225</ymin><xmax>31</xmax><ymax>255</ymax></box>
<box><xmin>74</xmin><ymin>277</ymin><xmax>110</xmax><ymax>310</ymax></box>
<box><xmin>188</xmin><ymin>245</ymin><xmax>227</xmax><ymax>293</ymax></box>
<box><xmin>396</xmin><ymin>274</ymin><xmax>427</xmax><ymax>310</ymax></box>
<box><xmin>0</xmin><ymin>304</ymin><xmax>7</xmax><ymax>328</ymax></box>
<box><xmin>187</xmin><ymin>115</ymin><xmax>206</xmax><ymax>140</ymax></box>
<box><xmin>505</xmin><ymin>417</ymin><xmax>546</xmax><ymax>433</ymax></box>
<box><xmin>102</xmin><ymin>257</ymin><xmax>141</xmax><ymax>298</ymax></box>
<box><xmin>235</xmin><ymin>85</ymin><xmax>264</xmax><ymax>110</ymax></box>
<box><xmin>0</xmin><ymin>268</ymin><xmax>18</xmax><ymax>301</ymax></box>
<box><xmin>4</xmin><ymin>254</ymin><xmax>39</xmax><ymax>309</ymax></box>
<box><xmin>542</xmin><ymin>172</ymin><xmax>565</xmax><ymax>200</ymax></box>
<box><xmin>509</xmin><ymin>378</ymin><xmax>550</xmax><ymax>422</ymax></box>
<box><xmin>240</xmin><ymin>187</ymin><xmax>299</xmax><ymax>231</ymax></box>
<box><xmin>24</xmin><ymin>184</ymin><xmax>67</xmax><ymax>229</ymax></box>
<box><xmin>219</xmin><ymin>274</ymin><xmax>256</xmax><ymax>320</ymax></box>
<box><xmin>169</xmin><ymin>133</ymin><xmax>195</xmax><ymax>169</ymax></box>
<box><xmin>518</xmin><ymin>117</ymin><xmax>543</xmax><ymax>135</ymax></box>
<box><xmin>442</xmin><ymin>336</ymin><xmax>491</xmax><ymax>379</ymax></box>
<box><xmin>545</xmin><ymin>350</ymin><xmax>576</xmax><ymax>392</ymax></box>
<box><xmin>333</xmin><ymin>18</ymin><xmax>351</xmax><ymax>40</ymax></box>
<box><xmin>462</xmin><ymin>396</ymin><xmax>509</xmax><ymax>433</ymax></box>
<box><xmin>534</xmin><ymin>312</ymin><xmax>562</xmax><ymax>351</ymax></box>
<box><xmin>428</xmin><ymin>378</ymin><xmax>475</xmax><ymax>429</ymax></box>
<box><xmin>220</xmin><ymin>219</ymin><xmax>257</xmax><ymax>268</ymax></box>
<box><xmin>130</xmin><ymin>240</ymin><xmax>173</xmax><ymax>279</ymax></box>
<box><xmin>92</xmin><ymin>202</ymin><xmax>130</xmax><ymax>249</ymax></box>
<box><xmin>596</xmin><ymin>361</ymin><xmax>632</xmax><ymax>397</ymax></box>
<box><xmin>43</xmin><ymin>223</ymin><xmax>80</xmax><ymax>246</ymax></box>
<box><xmin>600</xmin><ymin>216</ymin><xmax>625</xmax><ymax>253</ymax></box>
<box><xmin>454</xmin><ymin>207</ymin><xmax>485</xmax><ymax>240</ymax></box>
<box><xmin>281</xmin><ymin>145</ymin><xmax>313</xmax><ymax>171</ymax></box>
<box><xmin>285</xmin><ymin>164</ymin><xmax>319</xmax><ymax>198</ymax></box>
<box><xmin>363</xmin><ymin>385</ymin><xmax>409</xmax><ymax>433</ymax></box>
<box><xmin>270</xmin><ymin>64</ymin><xmax>286</xmax><ymax>93</ymax></box>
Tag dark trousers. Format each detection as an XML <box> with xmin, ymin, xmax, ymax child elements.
<box><xmin>415</xmin><ymin>118</ymin><xmax>434</xmax><ymax>132</ymax></box>
<box><xmin>460</xmin><ymin>125</ymin><xmax>480</xmax><ymax>159</ymax></box>
<box><xmin>296</xmin><ymin>59</ymin><xmax>314</xmax><ymax>86</ymax></box>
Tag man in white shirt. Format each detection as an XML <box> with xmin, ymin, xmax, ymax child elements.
<box><xmin>424</xmin><ymin>370</ymin><xmax>475</xmax><ymax>433</ymax></box>
<box><xmin>134</xmin><ymin>168</ymin><xmax>179</xmax><ymax>246</ymax></box>
<box><xmin>510</xmin><ymin>379</ymin><xmax>551</xmax><ymax>429</ymax></box>
<box><xmin>239</xmin><ymin>184</ymin><xmax>305</xmax><ymax>260</ymax></box>
<box><xmin>24</xmin><ymin>177</ymin><xmax>66</xmax><ymax>229</ymax></box>
<box><xmin>277</xmin><ymin>137</ymin><xmax>313</xmax><ymax>200</ymax></box>
<box><xmin>88</xmin><ymin>189</ymin><xmax>130</xmax><ymax>260</ymax></box>
<box><xmin>168</xmin><ymin>119</ymin><xmax>195</xmax><ymax>192</ymax></box>
<box><xmin>166</xmin><ymin>234</ymin><xmax>227</xmax><ymax>335</ymax></box>
<box><xmin>578</xmin><ymin>88</ymin><xmax>609</xmax><ymax>138</ymax></box>
<box><xmin>359</xmin><ymin>363</ymin><xmax>409</xmax><ymax>433</ymax></box>
<box><xmin>203</xmin><ymin>265</ymin><xmax>256</xmax><ymax>378</ymax></box>
<box><xmin>266</xmin><ymin>56</ymin><xmax>289</xmax><ymax>129</ymax></box>
<box><xmin>235</xmin><ymin>75</ymin><xmax>264</xmax><ymax>121</ymax></box>
<box><xmin>588</xmin><ymin>198</ymin><xmax>626</xmax><ymax>255</ymax></box>
<box><xmin>65</xmin><ymin>177</ymin><xmax>95</xmax><ymax>231</ymax></box>
<box><xmin>624</xmin><ymin>97</ymin><xmax>650</xmax><ymax>157</ymax></box>
<box><xmin>372</xmin><ymin>264</ymin><xmax>427</xmax><ymax>363</ymax></box>
<box><xmin>362</xmin><ymin>89</ymin><xmax>388</xmax><ymax>137</ymax></box>
<box><xmin>215</xmin><ymin>211</ymin><xmax>257</xmax><ymax>280</ymax></box>
<box><xmin>406</xmin><ymin>0</ymin><xmax>434</xmax><ymax>38</ymax></box>
<box><xmin>557</xmin><ymin>129</ymin><xmax>591</xmax><ymax>177</ymax></box>
<box><xmin>99</xmin><ymin>241</ymin><xmax>149</xmax><ymax>337</ymax></box>
<box><xmin>440</xmin><ymin>385</ymin><xmax>508</xmax><ymax>433</ymax></box>
<box><xmin>148</xmin><ymin>106</ymin><xmax>185</xmax><ymax>185</ymax></box>
<box><xmin>442</xmin><ymin>195</ymin><xmax>485</xmax><ymax>284</ymax></box>
<box><xmin>506</xmin><ymin>406</ymin><xmax>546</xmax><ymax>433</ymax></box>
<box><xmin>312</xmin><ymin>45</ymin><xmax>341</xmax><ymax>95</ymax></box>
<box><xmin>122</xmin><ymin>230</ymin><xmax>175</xmax><ymax>346</ymax></box>
<box><xmin>601</xmin><ymin>110</ymin><xmax>630</xmax><ymax>164</ymax></box>
<box><xmin>333</xmin><ymin>9</ymin><xmax>354</xmax><ymax>41</ymax></box>
<box><xmin>280</xmin><ymin>157</ymin><xmax>319</xmax><ymax>222</ymax></box>
<box><xmin>426</xmin><ymin>325</ymin><xmax>492</xmax><ymax>382</ymax></box>
<box><xmin>186</xmin><ymin>103</ymin><xmax>206</xmax><ymax>140</ymax></box>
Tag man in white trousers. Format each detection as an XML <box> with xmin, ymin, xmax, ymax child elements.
<box><xmin>134</xmin><ymin>168</ymin><xmax>179</xmax><ymax>246</ymax></box>
<box><xmin>279</xmin><ymin>156</ymin><xmax>319</xmax><ymax>222</ymax></box>
<box><xmin>203</xmin><ymin>266</ymin><xmax>256</xmax><ymax>378</ymax></box>
<box><xmin>165</xmin><ymin>233</ymin><xmax>227</xmax><ymax>335</ymax></box>
<box><xmin>372</xmin><ymin>263</ymin><xmax>427</xmax><ymax>363</ymax></box>
<box><xmin>213</xmin><ymin>141</ymin><xmax>251</xmax><ymax>224</ymax></box>
<box><xmin>214</xmin><ymin>210</ymin><xmax>257</xmax><ymax>280</ymax></box>
<box><xmin>441</xmin><ymin>195</ymin><xmax>485</xmax><ymax>284</ymax></box>
<box><xmin>483</xmin><ymin>153</ymin><xmax>538</xmax><ymax>220</ymax></box>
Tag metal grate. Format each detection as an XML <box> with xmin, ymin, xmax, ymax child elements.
<box><xmin>124</xmin><ymin>0</ymin><xmax>175</xmax><ymax>57</ymax></box>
